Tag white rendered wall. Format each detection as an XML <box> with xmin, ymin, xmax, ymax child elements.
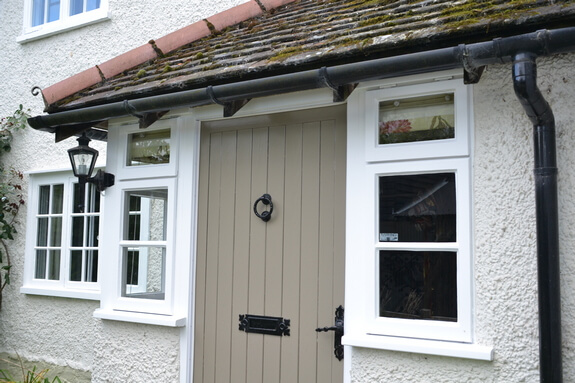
<box><xmin>350</xmin><ymin>54</ymin><xmax>575</xmax><ymax>382</ymax></box>
<box><xmin>0</xmin><ymin>0</ymin><xmax>247</xmax><ymax>381</ymax></box>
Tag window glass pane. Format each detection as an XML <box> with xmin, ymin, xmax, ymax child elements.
<box><xmin>32</xmin><ymin>0</ymin><xmax>45</xmax><ymax>26</ymax></box>
<box><xmin>35</xmin><ymin>250</ymin><xmax>47</xmax><ymax>279</ymax></box>
<box><xmin>123</xmin><ymin>247</ymin><xmax>165</xmax><ymax>300</ymax></box>
<box><xmin>47</xmin><ymin>0</ymin><xmax>60</xmax><ymax>22</ymax></box>
<box><xmin>127</xmin><ymin>129</ymin><xmax>171</xmax><ymax>166</ymax></box>
<box><xmin>48</xmin><ymin>250</ymin><xmax>61</xmax><ymax>280</ymax></box>
<box><xmin>86</xmin><ymin>183</ymin><xmax>101</xmax><ymax>213</ymax></box>
<box><xmin>86</xmin><ymin>250</ymin><xmax>98</xmax><ymax>282</ymax></box>
<box><xmin>379</xmin><ymin>173</ymin><xmax>456</xmax><ymax>243</ymax></box>
<box><xmin>50</xmin><ymin>217</ymin><xmax>62</xmax><ymax>246</ymax></box>
<box><xmin>70</xmin><ymin>250</ymin><xmax>82</xmax><ymax>281</ymax></box>
<box><xmin>126</xmin><ymin>250</ymin><xmax>140</xmax><ymax>285</ymax></box>
<box><xmin>87</xmin><ymin>216</ymin><xmax>99</xmax><ymax>247</ymax></box>
<box><xmin>379</xmin><ymin>93</ymin><xmax>454</xmax><ymax>145</ymax></box>
<box><xmin>69</xmin><ymin>0</ymin><xmax>83</xmax><ymax>15</ymax></box>
<box><xmin>73</xmin><ymin>183</ymin><xmax>82</xmax><ymax>214</ymax></box>
<box><xmin>71</xmin><ymin>216</ymin><xmax>84</xmax><ymax>247</ymax></box>
<box><xmin>124</xmin><ymin>190</ymin><xmax>167</xmax><ymax>241</ymax></box>
<box><xmin>38</xmin><ymin>185</ymin><xmax>50</xmax><ymax>214</ymax></box>
<box><xmin>379</xmin><ymin>250</ymin><xmax>457</xmax><ymax>321</ymax></box>
<box><xmin>86</xmin><ymin>0</ymin><xmax>100</xmax><ymax>11</ymax></box>
<box><xmin>37</xmin><ymin>217</ymin><xmax>48</xmax><ymax>246</ymax></box>
<box><xmin>51</xmin><ymin>184</ymin><xmax>64</xmax><ymax>214</ymax></box>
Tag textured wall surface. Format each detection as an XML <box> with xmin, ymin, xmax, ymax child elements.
<box><xmin>350</xmin><ymin>54</ymin><xmax>575</xmax><ymax>382</ymax></box>
<box><xmin>0</xmin><ymin>0</ymin><xmax>247</xmax><ymax>381</ymax></box>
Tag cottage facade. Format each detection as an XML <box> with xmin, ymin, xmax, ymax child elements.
<box><xmin>1</xmin><ymin>1</ymin><xmax>575</xmax><ymax>382</ymax></box>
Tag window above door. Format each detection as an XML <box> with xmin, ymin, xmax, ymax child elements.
<box><xmin>18</xmin><ymin>0</ymin><xmax>109</xmax><ymax>43</ymax></box>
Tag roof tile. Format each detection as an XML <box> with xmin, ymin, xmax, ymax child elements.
<box><xmin>43</xmin><ymin>0</ymin><xmax>575</xmax><ymax>112</ymax></box>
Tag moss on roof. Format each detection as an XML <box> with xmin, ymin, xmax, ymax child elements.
<box><xmin>51</xmin><ymin>0</ymin><xmax>575</xmax><ymax>112</ymax></box>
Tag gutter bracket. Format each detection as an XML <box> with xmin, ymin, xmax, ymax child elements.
<box><xmin>123</xmin><ymin>99</ymin><xmax>168</xmax><ymax>129</ymax></box>
<box><xmin>319</xmin><ymin>67</ymin><xmax>357</xmax><ymax>102</ymax></box>
<box><xmin>459</xmin><ymin>44</ymin><xmax>485</xmax><ymax>84</ymax></box>
<box><xmin>207</xmin><ymin>85</ymin><xmax>251</xmax><ymax>117</ymax></box>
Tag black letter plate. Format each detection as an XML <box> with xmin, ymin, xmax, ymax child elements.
<box><xmin>238</xmin><ymin>314</ymin><xmax>290</xmax><ymax>336</ymax></box>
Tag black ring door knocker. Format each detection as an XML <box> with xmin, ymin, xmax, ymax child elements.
<box><xmin>253</xmin><ymin>194</ymin><xmax>273</xmax><ymax>222</ymax></box>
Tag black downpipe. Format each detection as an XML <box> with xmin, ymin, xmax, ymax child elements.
<box><xmin>513</xmin><ymin>52</ymin><xmax>562</xmax><ymax>383</ymax></box>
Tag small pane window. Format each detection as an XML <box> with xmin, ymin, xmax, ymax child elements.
<box><xmin>127</xmin><ymin>129</ymin><xmax>171</xmax><ymax>166</ymax></box>
<box><xmin>379</xmin><ymin>173</ymin><xmax>456</xmax><ymax>243</ymax></box>
<box><xmin>380</xmin><ymin>250</ymin><xmax>457</xmax><ymax>321</ymax></box>
<box><xmin>378</xmin><ymin>93</ymin><xmax>454</xmax><ymax>145</ymax></box>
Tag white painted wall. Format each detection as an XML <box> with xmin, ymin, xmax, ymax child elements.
<box><xmin>350</xmin><ymin>54</ymin><xmax>575</xmax><ymax>382</ymax></box>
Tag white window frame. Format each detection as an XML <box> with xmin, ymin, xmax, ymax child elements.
<box><xmin>111</xmin><ymin>178</ymin><xmax>176</xmax><ymax>315</ymax></box>
<box><xmin>21</xmin><ymin>169</ymin><xmax>101</xmax><ymax>300</ymax></box>
<box><xmin>18</xmin><ymin>0</ymin><xmax>109</xmax><ymax>43</ymax></box>
<box><xmin>95</xmin><ymin>116</ymin><xmax>194</xmax><ymax>327</ymax></box>
<box><xmin>344</xmin><ymin>71</ymin><xmax>493</xmax><ymax>360</ymax></box>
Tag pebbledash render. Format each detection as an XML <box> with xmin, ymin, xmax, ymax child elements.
<box><xmin>1</xmin><ymin>0</ymin><xmax>575</xmax><ymax>382</ymax></box>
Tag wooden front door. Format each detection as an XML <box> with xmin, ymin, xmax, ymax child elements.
<box><xmin>194</xmin><ymin>106</ymin><xmax>346</xmax><ymax>383</ymax></box>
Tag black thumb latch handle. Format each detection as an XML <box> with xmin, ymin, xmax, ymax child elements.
<box><xmin>254</xmin><ymin>193</ymin><xmax>273</xmax><ymax>222</ymax></box>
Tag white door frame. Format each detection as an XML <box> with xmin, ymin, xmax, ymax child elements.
<box><xmin>180</xmin><ymin>88</ymin><xmax>353</xmax><ymax>383</ymax></box>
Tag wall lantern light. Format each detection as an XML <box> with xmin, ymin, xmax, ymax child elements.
<box><xmin>68</xmin><ymin>133</ymin><xmax>115</xmax><ymax>211</ymax></box>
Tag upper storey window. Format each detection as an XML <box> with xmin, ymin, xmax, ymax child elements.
<box><xmin>19</xmin><ymin>0</ymin><xmax>108</xmax><ymax>43</ymax></box>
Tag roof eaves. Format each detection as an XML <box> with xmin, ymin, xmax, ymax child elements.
<box><xmin>40</xmin><ymin>0</ymin><xmax>297</xmax><ymax>109</ymax></box>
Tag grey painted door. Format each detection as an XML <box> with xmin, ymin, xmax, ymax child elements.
<box><xmin>194</xmin><ymin>106</ymin><xmax>346</xmax><ymax>383</ymax></box>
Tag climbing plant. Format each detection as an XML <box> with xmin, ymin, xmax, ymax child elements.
<box><xmin>0</xmin><ymin>105</ymin><xmax>29</xmax><ymax>310</ymax></box>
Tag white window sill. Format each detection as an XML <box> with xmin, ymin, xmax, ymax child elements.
<box><xmin>17</xmin><ymin>9</ymin><xmax>110</xmax><ymax>43</ymax></box>
<box><xmin>21</xmin><ymin>285</ymin><xmax>100</xmax><ymax>300</ymax></box>
<box><xmin>343</xmin><ymin>333</ymin><xmax>493</xmax><ymax>361</ymax></box>
<box><xmin>93</xmin><ymin>308</ymin><xmax>186</xmax><ymax>327</ymax></box>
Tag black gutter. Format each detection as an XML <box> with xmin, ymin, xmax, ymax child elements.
<box><xmin>28</xmin><ymin>27</ymin><xmax>575</xmax><ymax>382</ymax></box>
<box><xmin>29</xmin><ymin>28</ymin><xmax>575</xmax><ymax>135</ymax></box>
<box><xmin>513</xmin><ymin>53</ymin><xmax>562</xmax><ymax>383</ymax></box>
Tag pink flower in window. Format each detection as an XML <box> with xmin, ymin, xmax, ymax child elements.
<box><xmin>379</xmin><ymin>119</ymin><xmax>412</xmax><ymax>135</ymax></box>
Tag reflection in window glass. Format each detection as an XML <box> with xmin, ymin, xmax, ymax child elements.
<box><xmin>70</xmin><ymin>0</ymin><xmax>100</xmax><ymax>15</ymax></box>
<box><xmin>379</xmin><ymin>173</ymin><xmax>456</xmax><ymax>243</ymax></box>
<box><xmin>69</xmin><ymin>183</ymin><xmax>100</xmax><ymax>283</ymax></box>
<box><xmin>127</xmin><ymin>129</ymin><xmax>171</xmax><ymax>166</ymax></box>
<box><xmin>123</xmin><ymin>247</ymin><xmax>165</xmax><ymax>300</ymax></box>
<box><xmin>122</xmin><ymin>189</ymin><xmax>167</xmax><ymax>300</ymax></box>
<box><xmin>379</xmin><ymin>93</ymin><xmax>454</xmax><ymax>145</ymax></box>
<box><xmin>35</xmin><ymin>184</ymin><xmax>64</xmax><ymax>280</ymax></box>
<box><xmin>32</xmin><ymin>0</ymin><xmax>61</xmax><ymax>26</ymax></box>
<box><xmin>380</xmin><ymin>250</ymin><xmax>457</xmax><ymax>321</ymax></box>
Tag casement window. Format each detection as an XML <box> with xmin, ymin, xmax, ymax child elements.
<box><xmin>95</xmin><ymin>118</ymin><xmax>192</xmax><ymax>326</ymax></box>
<box><xmin>18</xmin><ymin>0</ymin><xmax>109</xmax><ymax>43</ymax></box>
<box><xmin>21</xmin><ymin>170</ymin><xmax>101</xmax><ymax>299</ymax></box>
<box><xmin>344</xmin><ymin>72</ymin><xmax>492</xmax><ymax>360</ymax></box>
